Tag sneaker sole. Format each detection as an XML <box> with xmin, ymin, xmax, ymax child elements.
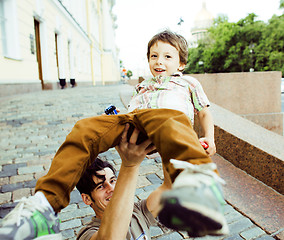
<box><xmin>159</xmin><ymin>196</ymin><xmax>228</xmax><ymax>237</ymax></box>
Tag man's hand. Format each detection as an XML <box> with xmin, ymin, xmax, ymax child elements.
<box><xmin>115</xmin><ymin>124</ymin><xmax>156</xmax><ymax>168</ymax></box>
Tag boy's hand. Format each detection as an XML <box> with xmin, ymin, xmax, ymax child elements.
<box><xmin>199</xmin><ymin>137</ymin><xmax>216</xmax><ymax>156</ymax></box>
<box><xmin>115</xmin><ymin>124</ymin><xmax>156</xmax><ymax>167</ymax></box>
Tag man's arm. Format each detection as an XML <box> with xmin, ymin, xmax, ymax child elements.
<box><xmin>197</xmin><ymin>107</ymin><xmax>216</xmax><ymax>156</ymax></box>
<box><xmin>92</xmin><ymin>124</ymin><xmax>155</xmax><ymax>240</ymax></box>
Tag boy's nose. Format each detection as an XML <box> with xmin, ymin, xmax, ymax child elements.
<box><xmin>156</xmin><ymin>57</ymin><xmax>163</xmax><ymax>65</ymax></box>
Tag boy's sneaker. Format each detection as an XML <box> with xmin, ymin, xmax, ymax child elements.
<box><xmin>158</xmin><ymin>160</ymin><xmax>229</xmax><ymax>237</ymax></box>
<box><xmin>0</xmin><ymin>195</ymin><xmax>62</xmax><ymax>240</ymax></box>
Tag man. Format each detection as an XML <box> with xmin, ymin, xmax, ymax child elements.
<box><xmin>76</xmin><ymin>124</ymin><xmax>172</xmax><ymax>240</ymax></box>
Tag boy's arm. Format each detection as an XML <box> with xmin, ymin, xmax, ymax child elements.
<box><xmin>197</xmin><ymin>107</ymin><xmax>216</xmax><ymax>156</ymax></box>
<box><xmin>92</xmin><ymin>125</ymin><xmax>155</xmax><ymax>240</ymax></box>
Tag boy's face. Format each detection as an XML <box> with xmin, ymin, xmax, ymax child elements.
<box><xmin>148</xmin><ymin>41</ymin><xmax>185</xmax><ymax>77</ymax></box>
<box><xmin>90</xmin><ymin>167</ymin><xmax>117</xmax><ymax>213</ymax></box>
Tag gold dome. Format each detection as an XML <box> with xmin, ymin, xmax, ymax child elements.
<box><xmin>193</xmin><ymin>2</ymin><xmax>214</xmax><ymax>30</ymax></box>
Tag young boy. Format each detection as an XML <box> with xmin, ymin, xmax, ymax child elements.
<box><xmin>0</xmin><ymin>30</ymin><xmax>228</xmax><ymax>239</ymax></box>
<box><xmin>129</xmin><ymin>30</ymin><xmax>216</xmax><ymax>156</ymax></box>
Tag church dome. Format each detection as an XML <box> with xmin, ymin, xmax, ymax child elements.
<box><xmin>193</xmin><ymin>2</ymin><xmax>214</xmax><ymax>30</ymax></box>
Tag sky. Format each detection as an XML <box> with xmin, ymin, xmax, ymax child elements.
<box><xmin>112</xmin><ymin>0</ymin><xmax>283</xmax><ymax>77</ymax></box>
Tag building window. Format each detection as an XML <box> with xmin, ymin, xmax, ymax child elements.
<box><xmin>0</xmin><ymin>0</ymin><xmax>21</xmax><ymax>59</ymax></box>
<box><xmin>0</xmin><ymin>0</ymin><xmax>7</xmax><ymax>55</ymax></box>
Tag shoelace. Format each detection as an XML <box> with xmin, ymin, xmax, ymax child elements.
<box><xmin>3</xmin><ymin>196</ymin><xmax>49</xmax><ymax>226</ymax></box>
<box><xmin>170</xmin><ymin>159</ymin><xmax>226</xmax><ymax>185</ymax></box>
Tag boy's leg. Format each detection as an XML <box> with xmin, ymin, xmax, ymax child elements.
<box><xmin>132</xmin><ymin>108</ymin><xmax>211</xmax><ymax>179</ymax></box>
<box><xmin>132</xmin><ymin>108</ymin><xmax>228</xmax><ymax>237</ymax></box>
<box><xmin>35</xmin><ymin>114</ymin><xmax>131</xmax><ymax>212</ymax></box>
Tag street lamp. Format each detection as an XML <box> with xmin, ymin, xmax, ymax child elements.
<box><xmin>198</xmin><ymin>61</ymin><xmax>204</xmax><ymax>73</ymax></box>
<box><xmin>177</xmin><ymin>17</ymin><xmax>184</xmax><ymax>26</ymax></box>
<box><xmin>249</xmin><ymin>43</ymin><xmax>255</xmax><ymax>72</ymax></box>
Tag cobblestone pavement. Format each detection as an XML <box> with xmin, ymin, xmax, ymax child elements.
<box><xmin>0</xmin><ymin>84</ymin><xmax>275</xmax><ymax>239</ymax></box>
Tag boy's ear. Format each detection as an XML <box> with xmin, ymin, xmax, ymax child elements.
<box><xmin>178</xmin><ymin>63</ymin><xmax>186</xmax><ymax>71</ymax></box>
<box><xmin>81</xmin><ymin>193</ymin><xmax>93</xmax><ymax>206</ymax></box>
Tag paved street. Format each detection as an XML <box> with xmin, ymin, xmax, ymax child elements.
<box><xmin>0</xmin><ymin>84</ymin><xmax>275</xmax><ymax>239</ymax></box>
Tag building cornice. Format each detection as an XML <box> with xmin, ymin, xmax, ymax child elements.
<box><xmin>50</xmin><ymin>0</ymin><xmax>91</xmax><ymax>43</ymax></box>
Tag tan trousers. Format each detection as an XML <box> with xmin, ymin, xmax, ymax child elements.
<box><xmin>35</xmin><ymin>108</ymin><xmax>212</xmax><ymax>212</ymax></box>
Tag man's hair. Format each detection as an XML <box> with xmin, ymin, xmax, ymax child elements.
<box><xmin>76</xmin><ymin>158</ymin><xmax>116</xmax><ymax>196</ymax></box>
<box><xmin>147</xmin><ymin>30</ymin><xmax>188</xmax><ymax>66</ymax></box>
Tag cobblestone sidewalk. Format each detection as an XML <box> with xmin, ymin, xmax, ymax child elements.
<box><xmin>0</xmin><ymin>84</ymin><xmax>274</xmax><ymax>239</ymax></box>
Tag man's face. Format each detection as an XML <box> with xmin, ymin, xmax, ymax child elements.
<box><xmin>90</xmin><ymin>167</ymin><xmax>117</xmax><ymax>213</ymax></box>
<box><xmin>148</xmin><ymin>41</ymin><xmax>185</xmax><ymax>77</ymax></box>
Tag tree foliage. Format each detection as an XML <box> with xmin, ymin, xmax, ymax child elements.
<box><xmin>184</xmin><ymin>9</ymin><xmax>284</xmax><ymax>76</ymax></box>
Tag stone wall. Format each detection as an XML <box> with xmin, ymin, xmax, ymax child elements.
<box><xmin>0</xmin><ymin>81</ymin><xmax>94</xmax><ymax>97</ymax></box>
<box><xmin>209</xmin><ymin>103</ymin><xmax>284</xmax><ymax>195</ymax></box>
<box><xmin>187</xmin><ymin>71</ymin><xmax>283</xmax><ymax>135</ymax></box>
<box><xmin>0</xmin><ymin>83</ymin><xmax>42</xmax><ymax>97</ymax></box>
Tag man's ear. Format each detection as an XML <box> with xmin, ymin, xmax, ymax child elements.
<box><xmin>81</xmin><ymin>193</ymin><xmax>93</xmax><ymax>206</ymax></box>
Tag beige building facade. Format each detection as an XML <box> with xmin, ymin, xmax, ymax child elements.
<box><xmin>0</xmin><ymin>0</ymin><xmax>120</xmax><ymax>96</ymax></box>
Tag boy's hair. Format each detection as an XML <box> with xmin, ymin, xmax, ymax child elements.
<box><xmin>147</xmin><ymin>30</ymin><xmax>188</xmax><ymax>66</ymax></box>
<box><xmin>76</xmin><ymin>158</ymin><xmax>116</xmax><ymax>197</ymax></box>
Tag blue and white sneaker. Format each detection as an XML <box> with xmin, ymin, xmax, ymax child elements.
<box><xmin>158</xmin><ymin>160</ymin><xmax>229</xmax><ymax>237</ymax></box>
<box><xmin>0</xmin><ymin>196</ymin><xmax>62</xmax><ymax>240</ymax></box>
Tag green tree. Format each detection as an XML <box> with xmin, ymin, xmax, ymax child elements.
<box><xmin>255</xmin><ymin>14</ymin><xmax>284</xmax><ymax>73</ymax></box>
<box><xmin>280</xmin><ymin>0</ymin><xmax>284</xmax><ymax>9</ymax></box>
<box><xmin>185</xmin><ymin>12</ymin><xmax>283</xmax><ymax>75</ymax></box>
<box><xmin>205</xmin><ymin>20</ymin><xmax>240</xmax><ymax>72</ymax></box>
<box><xmin>185</xmin><ymin>44</ymin><xmax>206</xmax><ymax>73</ymax></box>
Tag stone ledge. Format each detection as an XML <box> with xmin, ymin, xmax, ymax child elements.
<box><xmin>242</xmin><ymin>112</ymin><xmax>283</xmax><ymax>136</ymax></box>
<box><xmin>210</xmin><ymin>103</ymin><xmax>284</xmax><ymax>194</ymax></box>
<box><xmin>213</xmin><ymin>154</ymin><xmax>284</xmax><ymax>236</ymax></box>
